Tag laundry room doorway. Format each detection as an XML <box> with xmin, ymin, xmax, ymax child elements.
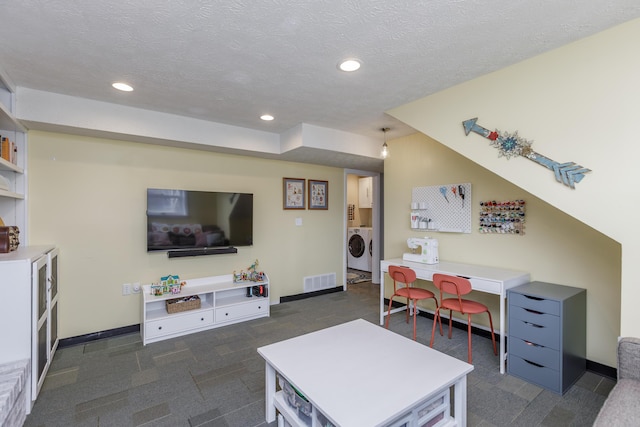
<box><xmin>344</xmin><ymin>170</ymin><xmax>382</xmax><ymax>287</ymax></box>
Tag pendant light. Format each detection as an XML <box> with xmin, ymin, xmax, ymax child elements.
<box><xmin>381</xmin><ymin>127</ymin><xmax>390</xmax><ymax>159</ymax></box>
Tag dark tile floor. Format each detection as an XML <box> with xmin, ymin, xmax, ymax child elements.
<box><xmin>24</xmin><ymin>282</ymin><xmax>614</xmax><ymax>426</ymax></box>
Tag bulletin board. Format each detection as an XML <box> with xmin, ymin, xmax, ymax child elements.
<box><xmin>411</xmin><ymin>183</ymin><xmax>472</xmax><ymax>233</ymax></box>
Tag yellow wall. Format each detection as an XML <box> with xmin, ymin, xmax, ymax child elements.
<box><xmin>27</xmin><ymin>131</ymin><xmax>345</xmax><ymax>338</ymax></box>
<box><xmin>386</xmin><ymin>18</ymin><xmax>640</xmax><ymax>368</ymax></box>
<box><xmin>384</xmin><ymin>133</ymin><xmax>620</xmax><ymax>367</ymax></box>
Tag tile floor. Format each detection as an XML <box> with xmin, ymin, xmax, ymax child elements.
<box><xmin>24</xmin><ymin>282</ymin><xmax>614</xmax><ymax>426</ymax></box>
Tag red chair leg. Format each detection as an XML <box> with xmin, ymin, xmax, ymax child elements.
<box><xmin>433</xmin><ymin>298</ymin><xmax>443</xmax><ymax>337</ymax></box>
<box><xmin>487</xmin><ymin>310</ymin><xmax>498</xmax><ymax>355</ymax></box>
<box><xmin>467</xmin><ymin>314</ymin><xmax>473</xmax><ymax>364</ymax></box>
<box><xmin>430</xmin><ymin>307</ymin><xmax>441</xmax><ymax>347</ymax></box>
<box><xmin>412</xmin><ymin>299</ymin><xmax>418</xmax><ymax>340</ymax></box>
<box><xmin>385</xmin><ymin>295</ymin><xmax>395</xmax><ymax>329</ymax></box>
<box><xmin>405</xmin><ymin>297</ymin><xmax>410</xmax><ymax>324</ymax></box>
<box><xmin>447</xmin><ymin>310</ymin><xmax>453</xmax><ymax>339</ymax></box>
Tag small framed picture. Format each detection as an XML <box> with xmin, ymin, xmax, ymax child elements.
<box><xmin>308</xmin><ymin>179</ymin><xmax>328</xmax><ymax>210</ymax></box>
<box><xmin>283</xmin><ymin>178</ymin><xmax>306</xmax><ymax>209</ymax></box>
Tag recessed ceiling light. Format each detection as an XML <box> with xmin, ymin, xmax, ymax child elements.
<box><xmin>338</xmin><ymin>59</ymin><xmax>361</xmax><ymax>72</ymax></box>
<box><xmin>260</xmin><ymin>114</ymin><xmax>274</xmax><ymax>121</ymax></box>
<box><xmin>112</xmin><ymin>82</ymin><xmax>134</xmax><ymax>92</ymax></box>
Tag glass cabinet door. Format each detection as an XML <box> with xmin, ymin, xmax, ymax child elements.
<box><xmin>47</xmin><ymin>248</ymin><xmax>60</xmax><ymax>353</ymax></box>
<box><xmin>32</xmin><ymin>254</ymin><xmax>49</xmax><ymax>395</ymax></box>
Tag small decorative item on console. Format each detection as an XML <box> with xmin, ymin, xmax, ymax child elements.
<box><xmin>0</xmin><ymin>224</ymin><xmax>20</xmax><ymax>253</ymax></box>
<box><xmin>233</xmin><ymin>259</ymin><xmax>266</xmax><ymax>283</ymax></box>
<box><xmin>160</xmin><ymin>274</ymin><xmax>181</xmax><ymax>294</ymax></box>
<box><xmin>150</xmin><ymin>274</ymin><xmax>186</xmax><ymax>296</ymax></box>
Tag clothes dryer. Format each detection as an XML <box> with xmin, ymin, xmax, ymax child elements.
<box><xmin>347</xmin><ymin>227</ymin><xmax>369</xmax><ymax>271</ymax></box>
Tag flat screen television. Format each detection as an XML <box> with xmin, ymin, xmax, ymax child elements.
<box><xmin>147</xmin><ymin>188</ymin><xmax>253</xmax><ymax>252</ymax></box>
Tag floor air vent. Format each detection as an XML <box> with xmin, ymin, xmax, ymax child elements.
<box><xmin>304</xmin><ymin>273</ymin><xmax>337</xmax><ymax>293</ymax></box>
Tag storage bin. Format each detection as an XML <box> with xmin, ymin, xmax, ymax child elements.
<box><xmin>278</xmin><ymin>374</ymin><xmax>312</xmax><ymax>425</ymax></box>
<box><xmin>165</xmin><ymin>295</ymin><xmax>201</xmax><ymax>314</ymax></box>
<box><xmin>316</xmin><ymin>411</ymin><xmax>335</xmax><ymax>427</ymax></box>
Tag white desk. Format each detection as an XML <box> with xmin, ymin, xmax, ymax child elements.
<box><xmin>258</xmin><ymin>319</ymin><xmax>473</xmax><ymax>427</ymax></box>
<box><xmin>380</xmin><ymin>258</ymin><xmax>530</xmax><ymax>374</ymax></box>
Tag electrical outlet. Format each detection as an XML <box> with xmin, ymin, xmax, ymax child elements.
<box><xmin>122</xmin><ymin>283</ymin><xmax>131</xmax><ymax>295</ymax></box>
<box><xmin>132</xmin><ymin>282</ymin><xmax>141</xmax><ymax>294</ymax></box>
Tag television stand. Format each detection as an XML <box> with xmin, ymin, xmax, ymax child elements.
<box><xmin>141</xmin><ymin>273</ymin><xmax>269</xmax><ymax>345</ymax></box>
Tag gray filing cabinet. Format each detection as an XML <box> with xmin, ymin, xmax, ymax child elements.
<box><xmin>508</xmin><ymin>281</ymin><xmax>586</xmax><ymax>394</ymax></box>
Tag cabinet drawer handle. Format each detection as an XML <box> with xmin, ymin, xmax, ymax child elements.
<box><xmin>524</xmin><ymin>321</ymin><xmax>543</xmax><ymax>328</ymax></box>
<box><xmin>258</xmin><ymin>306</ymin><xmax>261</xmax><ymax>310</ymax></box>
<box><xmin>201</xmin><ymin>317</ymin><xmax>204</xmax><ymax>321</ymax></box>
<box><xmin>225</xmin><ymin>313</ymin><xmax>229</xmax><ymax>316</ymax></box>
<box><xmin>524</xmin><ymin>295</ymin><xmax>544</xmax><ymax>301</ymax></box>
<box><xmin>158</xmin><ymin>326</ymin><xmax>162</xmax><ymax>330</ymax></box>
<box><xmin>524</xmin><ymin>340</ymin><xmax>542</xmax><ymax>347</ymax></box>
<box><xmin>523</xmin><ymin>359</ymin><xmax>544</xmax><ymax>368</ymax></box>
<box><xmin>524</xmin><ymin>308</ymin><xmax>543</xmax><ymax>315</ymax></box>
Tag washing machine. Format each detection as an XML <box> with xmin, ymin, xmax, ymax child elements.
<box><xmin>348</xmin><ymin>227</ymin><xmax>372</xmax><ymax>272</ymax></box>
<box><xmin>367</xmin><ymin>230</ymin><xmax>373</xmax><ymax>272</ymax></box>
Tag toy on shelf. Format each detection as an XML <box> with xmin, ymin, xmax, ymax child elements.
<box><xmin>151</xmin><ymin>274</ymin><xmax>187</xmax><ymax>296</ymax></box>
<box><xmin>233</xmin><ymin>259</ymin><xmax>266</xmax><ymax>283</ymax></box>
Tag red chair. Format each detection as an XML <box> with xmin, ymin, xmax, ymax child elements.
<box><xmin>429</xmin><ymin>273</ymin><xmax>497</xmax><ymax>364</ymax></box>
<box><xmin>385</xmin><ymin>265</ymin><xmax>442</xmax><ymax>340</ymax></box>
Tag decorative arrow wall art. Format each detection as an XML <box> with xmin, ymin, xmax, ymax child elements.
<box><xmin>462</xmin><ymin>118</ymin><xmax>591</xmax><ymax>189</ymax></box>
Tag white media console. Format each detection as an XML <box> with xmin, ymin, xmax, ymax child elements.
<box><xmin>141</xmin><ymin>274</ymin><xmax>270</xmax><ymax>345</ymax></box>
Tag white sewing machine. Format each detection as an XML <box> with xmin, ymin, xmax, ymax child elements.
<box><xmin>402</xmin><ymin>237</ymin><xmax>439</xmax><ymax>264</ymax></box>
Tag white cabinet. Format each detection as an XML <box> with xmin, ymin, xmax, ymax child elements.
<box><xmin>358</xmin><ymin>177</ymin><xmax>373</xmax><ymax>208</ymax></box>
<box><xmin>141</xmin><ymin>274</ymin><xmax>269</xmax><ymax>345</ymax></box>
<box><xmin>0</xmin><ymin>79</ymin><xmax>27</xmax><ymax>236</ymax></box>
<box><xmin>0</xmin><ymin>245</ymin><xmax>58</xmax><ymax>414</ymax></box>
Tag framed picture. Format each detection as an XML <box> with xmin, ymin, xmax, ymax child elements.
<box><xmin>308</xmin><ymin>179</ymin><xmax>328</xmax><ymax>210</ymax></box>
<box><xmin>283</xmin><ymin>178</ymin><xmax>306</xmax><ymax>209</ymax></box>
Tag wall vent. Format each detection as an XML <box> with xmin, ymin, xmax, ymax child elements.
<box><xmin>303</xmin><ymin>273</ymin><xmax>337</xmax><ymax>293</ymax></box>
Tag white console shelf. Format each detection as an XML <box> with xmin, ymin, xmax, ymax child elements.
<box><xmin>141</xmin><ymin>274</ymin><xmax>269</xmax><ymax>345</ymax></box>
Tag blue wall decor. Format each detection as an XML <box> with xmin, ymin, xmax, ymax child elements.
<box><xmin>462</xmin><ymin>118</ymin><xmax>590</xmax><ymax>189</ymax></box>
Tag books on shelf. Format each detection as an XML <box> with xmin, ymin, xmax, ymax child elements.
<box><xmin>0</xmin><ymin>136</ymin><xmax>17</xmax><ymax>164</ymax></box>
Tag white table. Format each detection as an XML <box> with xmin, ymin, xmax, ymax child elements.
<box><xmin>258</xmin><ymin>319</ymin><xmax>473</xmax><ymax>427</ymax></box>
<box><xmin>380</xmin><ymin>258</ymin><xmax>530</xmax><ymax>374</ymax></box>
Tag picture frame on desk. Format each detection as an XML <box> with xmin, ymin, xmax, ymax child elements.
<box><xmin>308</xmin><ymin>179</ymin><xmax>328</xmax><ymax>210</ymax></box>
<box><xmin>283</xmin><ymin>178</ymin><xmax>305</xmax><ymax>210</ymax></box>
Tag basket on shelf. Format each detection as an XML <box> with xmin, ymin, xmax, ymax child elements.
<box><xmin>165</xmin><ymin>295</ymin><xmax>201</xmax><ymax>314</ymax></box>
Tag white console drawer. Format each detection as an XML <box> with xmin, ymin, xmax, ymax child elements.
<box><xmin>469</xmin><ymin>277</ymin><xmax>501</xmax><ymax>294</ymax></box>
<box><xmin>216</xmin><ymin>299</ymin><xmax>268</xmax><ymax>323</ymax></box>
<box><xmin>146</xmin><ymin>309</ymin><xmax>214</xmax><ymax>339</ymax></box>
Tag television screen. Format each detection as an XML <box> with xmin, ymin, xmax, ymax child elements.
<box><xmin>147</xmin><ymin>188</ymin><xmax>253</xmax><ymax>252</ymax></box>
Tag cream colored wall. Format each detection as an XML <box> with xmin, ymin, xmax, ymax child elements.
<box><xmin>384</xmin><ymin>133</ymin><xmax>620</xmax><ymax>367</ymax></box>
<box><xmin>388</xmin><ymin>18</ymin><xmax>640</xmax><ymax>345</ymax></box>
<box><xmin>27</xmin><ymin>131</ymin><xmax>345</xmax><ymax>338</ymax></box>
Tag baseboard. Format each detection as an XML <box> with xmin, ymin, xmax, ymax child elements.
<box><xmin>280</xmin><ymin>286</ymin><xmax>343</xmax><ymax>303</ymax></box>
<box><xmin>385</xmin><ymin>298</ymin><xmax>616</xmax><ymax>378</ymax></box>
<box><xmin>587</xmin><ymin>360</ymin><xmax>616</xmax><ymax>380</ymax></box>
<box><xmin>58</xmin><ymin>324</ymin><xmax>140</xmax><ymax>348</ymax></box>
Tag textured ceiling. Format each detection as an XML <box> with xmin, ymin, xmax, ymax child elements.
<box><xmin>1</xmin><ymin>1</ymin><xmax>639</xmax><ymax>145</ymax></box>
